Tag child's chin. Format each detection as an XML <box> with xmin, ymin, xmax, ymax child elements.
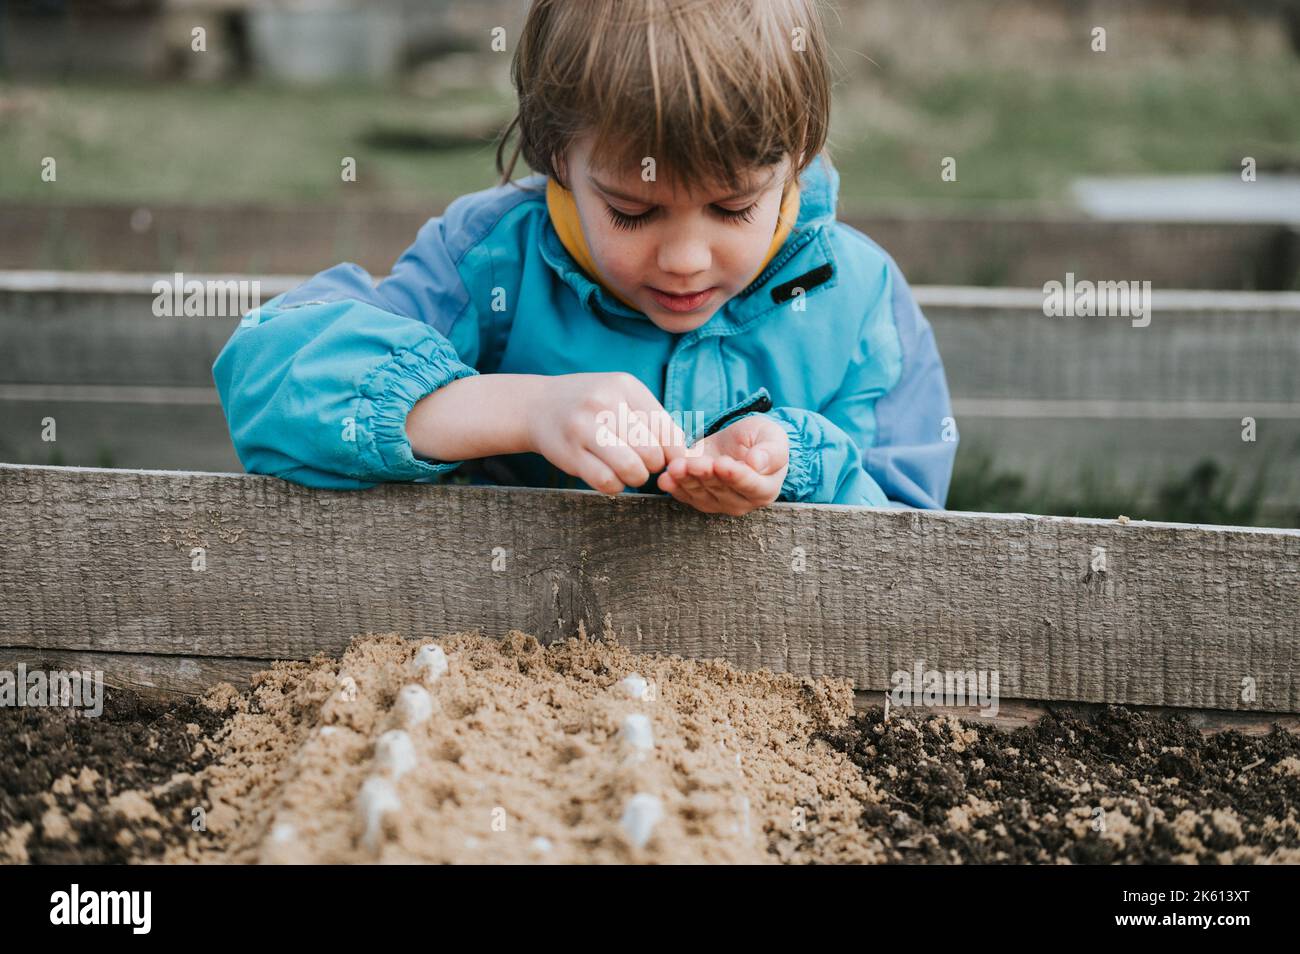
<box><xmin>647</xmin><ymin>307</ymin><xmax>717</xmax><ymax>334</ymax></box>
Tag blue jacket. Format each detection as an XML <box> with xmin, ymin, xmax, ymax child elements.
<box><xmin>213</xmin><ymin>154</ymin><xmax>957</xmax><ymax>507</ymax></box>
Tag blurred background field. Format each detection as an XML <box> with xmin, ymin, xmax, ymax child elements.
<box><xmin>1</xmin><ymin>0</ymin><xmax>1298</xmax><ymax>525</ymax></box>
<box><xmin>0</xmin><ymin>57</ymin><xmax>1298</xmax><ymax>208</ymax></box>
<box><xmin>2</xmin><ymin>2</ymin><xmax>1299</xmax><ymax>207</ymax></box>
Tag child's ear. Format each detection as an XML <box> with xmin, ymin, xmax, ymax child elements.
<box><xmin>551</xmin><ymin>151</ymin><xmax>569</xmax><ymax>190</ymax></box>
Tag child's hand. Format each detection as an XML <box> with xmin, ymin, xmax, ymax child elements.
<box><xmin>657</xmin><ymin>414</ymin><xmax>789</xmax><ymax>515</ymax></box>
<box><xmin>526</xmin><ymin>372</ymin><xmax>689</xmax><ymax>495</ymax></box>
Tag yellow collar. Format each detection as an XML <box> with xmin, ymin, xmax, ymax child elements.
<box><xmin>545</xmin><ymin>174</ymin><xmax>802</xmax><ymax>313</ymax></box>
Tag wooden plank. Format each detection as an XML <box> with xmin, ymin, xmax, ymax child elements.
<box><xmin>951</xmin><ymin>416</ymin><xmax>1300</xmax><ymax>524</ymax></box>
<box><xmin>0</xmin><ymin>280</ymin><xmax>281</xmax><ymax>387</ymax></box>
<box><xmin>914</xmin><ymin>286</ymin><xmax>1300</xmax><ymax>310</ymax></box>
<box><xmin>0</xmin><ymin>203</ymin><xmax>433</xmax><ymax>277</ymax></box>
<box><xmin>852</xmin><ymin>693</ymin><xmax>1300</xmax><ymax>737</ymax></box>
<box><xmin>4</xmin><ymin>275</ymin><xmax>1297</xmax><ymax>404</ymax></box>
<box><xmin>922</xmin><ymin>290</ymin><xmax>1300</xmax><ymax>405</ymax></box>
<box><xmin>1</xmin><ymin>464</ymin><xmax>1296</xmax><ymax>713</ymax></box>
<box><xmin>868</xmin><ymin>216</ymin><xmax>1298</xmax><ymax>291</ymax></box>
<box><xmin>0</xmin><ymin>272</ymin><xmax>303</xmax><ymax>296</ymax></box>
<box><xmin>0</xmin><ymin>399</ymin><xmax>241</xmax><ymax>473</ymax></box>
<box><xmin>0</xmin><ymin>648</ymin><xmax>272</xmax><ymax>698</ymax></box>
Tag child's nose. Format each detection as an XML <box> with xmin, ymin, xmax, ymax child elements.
<box><xmin>656</xmin><ymin>235</ymin><xmax>712</xmax><ymax>279</ymax></box>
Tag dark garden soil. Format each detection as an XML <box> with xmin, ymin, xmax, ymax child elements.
<box><xmin>820</xmin><ymin>705</ymin><xmax>1300</xmax><ymax>864</ymax></box>
<box><xmin>0</xmin><ymin>684</ymin><xmax>225</xmax><ymax>864</ymax></box>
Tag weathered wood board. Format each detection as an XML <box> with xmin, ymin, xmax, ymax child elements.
<box><xmin>852</xmin><ymin>693</ymin><xmax>1300</xmax><ymax>737</ymax></box>
<box><xmin>0</xmin><ymin>647</ymin><xmax>272</xmax><ymax>697</ymax></box>
<box><xmin>1</xmin><ymin>464</ymin><xmax>1296</xmax><ymax>713</ymax></box>
<box><xmin>5</xmin><ymin>275</ymin><xmax>1298</xmax><ymax>400</ymax></box>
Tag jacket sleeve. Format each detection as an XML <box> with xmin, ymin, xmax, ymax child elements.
<box><xmin>212</xmin><ymin>202</ymin><xmax>502</xmax><ymax>489</ymax></box>
<box><xmin>723</xmin><ymin>258</ymin><xmax>957</xmax><ymax>509</ymax></box>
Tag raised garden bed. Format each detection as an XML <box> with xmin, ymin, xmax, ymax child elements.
<box><xmin>1</xmin><ymin>464</ymin><xmax>1297</xmax><ymax>865</ymax></box>
<box><xmin>4</xmin><ymin>631</ymin><xmax>1298</xmax><ymax>865</ymax></box>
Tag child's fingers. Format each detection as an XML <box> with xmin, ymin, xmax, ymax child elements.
<box><xmin>671</xmin><ymin>455</ymin><xmax>712</xmax><ymax>493</ymax></box>
<box><xmin>572</xmin><ymin>452</ymin><xmax>626</xmax><ymax>496</ymax></box>
<box><xmin>658</xmin><ymin>471</ymin><xmax>695</xmax><ymax>498</ymax></box>
<box><xmin>667</xmin><ymin>483</ymin><xmax>718</xmax><ymax>513</ymax></box>
<box><xmin>654</xmin><ymin>411</ymin><xmax>691</xmax><ymax>467</ymax></box>
<box><xmin>700</xmin><ymin>464</ymin><xmax>758</xmax><ymax>505</ymax></box>
<box><xmin>632</xmin><ymin>438</ymin><xmax>666</xmax><ymax>477</ymax></box>
<box><xmin>747</xmin><ymin>439</ymin><xmax>788</xmax><ymax>476</ymax></box>
<box><xmin>667</xmin><ymin>471</ymin><xmax>758</xmax><ymax>516</ymax></box>
<box><xmin>664</xmin><ymin>456</ymin><xmax>761</xmax><ymax>515</ymax></box>
<box><xmin>705</xmin><ymin>482</ymin><xmax>754</xmax><ymax>514</ymax></box>
<box><xmin>679</xmin><ymin>476</ymin><xmax>706</xmax><ymax>496</ymax></box>
<box><xmin>685</xmin><ymin>455</ymin><xmax>715</xmax><ymax>479</ymax></box>
<box><xmin>688</xmin><ymin>464</ymin><xmax>757</xmax><ymax>514</ymax></box>
<box><xmin>658</xmin><ymin>466</ymin><xmax>695</xmax><ymax>500</ymax></box>
<box><xmin>596</xmin><ymin>438</ymin><xmax>656</xmax><ymax>489</ymax></box>
<box><xmin>713</xmin><ymin>455</ymin><xmax>769</xmax><ymax>500</ymax></box>
<box><xmin>668</xmin><ymin>452</ymin><xmax>711</xmax><ymax>481</ymax></box>
<box><xmin>678</xmin><ymin>475</ymin><xmax>730</xmax><ymax>513</ymax></box>
<box><xmin>670</xmin><ymin>487</ymin><xmax>713</xmax><ymax>512</ymax></box>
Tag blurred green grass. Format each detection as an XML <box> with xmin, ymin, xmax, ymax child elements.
<box><xmin>2</xmin><ymin>54</ymin><xmax>1297</xmax><ymax>205</ymax></box>
<box><xmin>0</xmin><ymin>80</ymin><xmax>512</xmax><ymax>204</ymax></box>
<box><xmin>827</xmin><ymin>57</ymin><xmax>1300</xmax><ymax>204</ymax></box>
<box><xmin>947</xmin><ymin>449</ymin><xmax>1297</xmax><ymax>528</ymax></box>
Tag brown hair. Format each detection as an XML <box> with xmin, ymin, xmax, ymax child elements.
<box><xmin>495</xmin><ymin>0</ymin><xmax>833</xmax><ymax>196</ymax></box>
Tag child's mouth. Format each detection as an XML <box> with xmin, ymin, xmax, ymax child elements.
<box><xmin>647</xmin><ymin>286</ymin><xmax>716</xmax><ymax>313</ymax></box>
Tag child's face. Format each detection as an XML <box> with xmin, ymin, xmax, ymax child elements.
<box><xmin>563</xmin><ymin>133</ymin><xmax>792</xmax><ymax>333</ymax></box>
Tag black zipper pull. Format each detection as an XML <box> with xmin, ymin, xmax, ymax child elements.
<box><xmin>771</xmin><ymin>262</ymin><xmax>833</xmax><ymax>304</ymax></box>
<box><xmin>703</xmin><ymin>391</ymin><xmax>774</xmax><ymax>438</ymax></box>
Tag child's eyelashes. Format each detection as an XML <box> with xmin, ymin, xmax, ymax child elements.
<box><xmin>604</xmin><ymin>205</ymin><xmax>649</xmax><ymax>232</ymax></box>
<box><xmin>717</xmin><ymin>203</ymin><xmax>760</xmax><ymax>225</ymax></box>
<box><xmin>604</xmin><ymin>203</ymin><xmax>760</xmax><ymax>232</ymax></box>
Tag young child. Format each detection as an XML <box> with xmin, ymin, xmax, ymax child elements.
<box><xmin>213</xmin><ymin>0</ymin><xmax>957</xmax><ymax>515</ymax></box>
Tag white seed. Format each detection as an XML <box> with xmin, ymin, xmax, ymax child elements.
<box><xmin>375</xmin><ymin>729</ymin><xmax>417</xmax><ymax>779</ymax></box>
<box><xmin>396</xmin><ymin>684</ymin><xmax>434</xmax><ymax>726</ymax></box>
<box><xmin>531</xmin><ymin>836</ymin><xmax>553</xmax><ymax>854</ymax></box>
<box><xmin>357</xmin><ymin>776</ymin><xmax>401</xmax><ymax>852</ymax></box>
<box><xmin>621</xmin><ymin>793</ymin><xmax>663</xmax><ymax>849</ymax></box>
<box><xmin>620</xmin><ymin>714</ymin><xmax>654</xmax><ymax>752</ymax></box>
<box><xmin>733</xmin><ymin>795</ymin><xmax>751</xmax><ymax>839</ymax></box>
<box><xmin>336</xmin><ymin>675</ymin><xmax>358</xmax><ymax>702</ymax></box>
<box><xmin>620</xmin><ymin>673</ymin><xmax>649</xmax><ymax>700</ymax></box>
<box><xmin>412</xmin><ymin>644</ymin><xmax>448</xmax><ymax>684</ymax></box>
<box><xmin>269</xmin><ymin>822</ymin><xmax>297</xmax><ymax>844</ymax></box>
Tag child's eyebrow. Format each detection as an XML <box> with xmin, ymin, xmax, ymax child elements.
<box><xmin>589</xmin><ymin>168</ymin><xmax>778</xmax><ymax>205</ymax></box>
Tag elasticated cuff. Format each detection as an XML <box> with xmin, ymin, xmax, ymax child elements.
<box><xmin>768</xmin><ymin>408</ymin><xmax>819</xmax><ymax>502</ymax></box>
<box><xmin>357</xmin><ymin>336</ymin><xmax>480</xmax><ymax>481</ymax></box>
